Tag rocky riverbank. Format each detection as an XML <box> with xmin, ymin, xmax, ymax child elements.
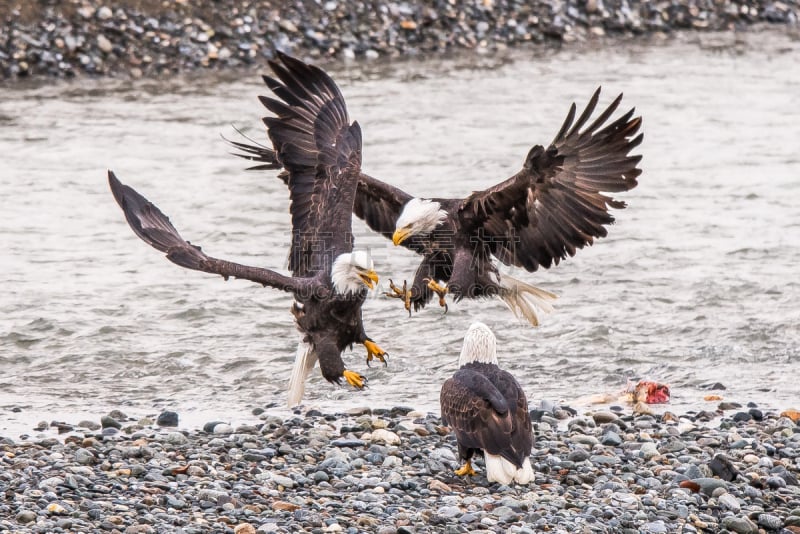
<box><xmin>0</xmin><ymin>0</ymin><xmax>798</xmax><ymax>81</ymax></box>
<box><xmin>2</xmin><ymin>402</ymin><xmax>800</xmax><ymax>533</ymax></box>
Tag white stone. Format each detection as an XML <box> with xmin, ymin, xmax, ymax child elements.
<box><xmin>382</xmin><ymin>456</ymin><xmax>402</xmax><ymax>468</ymax></box>
<box><xmin>370</xmin><ymin>429</ymin><xmax>400</xmax><ymax>445</ymax></box>
<box><xmin>96</xmin><ymin>6</ymin><xmax>113</xmax><ymax>20</ymax></box>
<box><xmin>213</xmin><ymin>423</ymin><xmax>233</xmax><ymax>434</ymax></box>
<box><xmin>271</xmin><ymin>474</ymin><xmax>294</xmax><ymax>488</ymax></box>
<box><xmin>97</xmin><ymin>35</ymin><xmax>113</xmax><ymax>54</ymax></box>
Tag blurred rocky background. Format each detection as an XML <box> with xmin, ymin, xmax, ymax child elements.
<box><xmin>0</xmin><ymin>0</ymin><xmax>798</xmax><ymax>80</ymax></box>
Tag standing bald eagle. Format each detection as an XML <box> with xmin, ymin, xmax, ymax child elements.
<box><xmin>440</xmin><ymin>322</ymin><xmax>534</xmax><ymax>485</ymax></box>
<box><xmin>230</xmin><ymin>73</ymin><xmax>643</xmax><ymax>326</ymax></box>
<box><xmin>108</xmin><ymin>52</ymin><xmax>387</xmax><ymax>407</ymax></box>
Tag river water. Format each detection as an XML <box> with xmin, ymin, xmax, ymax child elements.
<box><xmin>2</xmin><ymin>32</ymin><xmax>799</xmax><ymax>437</ymax></box>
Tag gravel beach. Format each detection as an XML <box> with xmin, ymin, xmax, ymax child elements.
<box><xmin>2</xmin><ymin>402</ymin><xmax>800</xmax><ymax>533</ymax></box>
<box><xmin>1</xmin><ymin>0</ymin><xmax>798</xmax><ymax>81</ymax></box>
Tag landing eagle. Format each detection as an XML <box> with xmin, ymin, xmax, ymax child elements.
<box><xmin>109</xmin><ymin>52</ymin><xmax>387</xmax><ymax>407</ymax></box>
<box><xmin>230</xmin><ymin>64</ymin><xmax>643</xmax><ymax>327</ymax></box>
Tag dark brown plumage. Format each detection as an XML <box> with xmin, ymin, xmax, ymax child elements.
<box><xmin>462</xmin><ymin>90</ymin><xmax>642</xmax><ymax>272</ymax></box>
<box><xmin>441</xmin><ymin>363</ymin><xmax>533</xmax><ymax>475</ymax></box>
<box><xmin>109</xmin><ymin>52</ymin><xmax>386</xmax><ymax>406</ymax></box>
<box><xmin>229</xmin><ymin>67</ymin><xmax>643</xmax><ymax>325</ymax></box>
<box><xmin>439</xmin><ymin>322</ymin><xmax>534</xmax><ymax>484</ymax></box>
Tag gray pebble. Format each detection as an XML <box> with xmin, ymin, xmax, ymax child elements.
<box><xmin>600</xmin><ymin>431</ymin><xmax>622</xmax><ymax>446</ymax></box>
<box><xmin>720</xmin><ymin>516</ymin><xmax>758</xmax><ymax>534</ymax></box>
<box><xmin>74</xmin><ymin>447</ymin><xmax>95</xmax><ymax>465</ymax></box>
<box><xmin>756</xmin><ymin>513</ymin><xmax>783</xmax><ymax>530</ymax></box>
<box><xmin>165</xmin><ymin>432</ymin><xmax>188</xmax><ymax>445</ymax></box>
<box><xmin>100</xmin><ymin>415</ymin><xmax>121</xmax><ymax>429</ymax></box>
<box><xmin>717</xmin><ymin>493</ymin><xmax>741</xmax><ymax>512</ymax></box>
<box><xmin>15</xmin><ymin>510</ymin><xmax>37</xmax><ymax>524</ymax></box>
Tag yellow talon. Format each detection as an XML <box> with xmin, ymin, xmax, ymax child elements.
<box><xmin>342</xmin><ymin>369</ymin><xmax>366</xmax><ymax>389</ymax></box>
<box><xmin>424</xmin><ymin>278</ymin><xmax>449</xmax><ymax>312</ymax></box>
<box><xmin>384</xmin><ymin>278</ymin><xmax>412</xmax><ymax>316</ymax></box>
<box><xmin>454</xmin><ymin>461</ymin><xmax>476</xmax><ymax>477</ymax></box>
<box><xmin>364</xmin><ymin>339</ymin><xmax>387</xmax><ymax>367</ymax></box>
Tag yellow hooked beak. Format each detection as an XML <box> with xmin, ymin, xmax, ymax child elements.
<box><xmin>392</xmin><ymin>227</ymin><xmax>411</xmax><ymax>246</ymax></box>
<box><xmin>359</xmin><ymin>270</ymin><xmax>379</xmax><ymax>289</ymax></box>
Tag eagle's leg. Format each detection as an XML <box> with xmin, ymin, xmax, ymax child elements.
<box><xmin>424</xmin><ymin>278</ymin><xmax>449</xmax><ymax>313</ymax></box>
<box><xmin>454</xmin><ymin>460</ymin><xmax>476</xmax><ymax>477</ymax></box>
<box><xmin>384</xmin><ymin>278</ymin><xmax>412</xmax><ymax>316</ymax></box>
<box><xmin>363</xmin><ymin>339</ymin><xmax>388</xmax><ymax>367</ymax></box>
<box><xmin>342</xmin><ymin>369</ymin><xmax>367</xmax><ymax>389</ymax></box>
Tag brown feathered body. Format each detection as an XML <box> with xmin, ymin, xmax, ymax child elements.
<box><xmin>441</xmin><ymin>362</ymin><xmax>533</xmax><ymax>475</ymax></box>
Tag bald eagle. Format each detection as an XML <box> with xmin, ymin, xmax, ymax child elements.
<box><xmin>230</xmin><ymin>69</ymin><xmax>643</xmax><ymax>326</ymax></box>
<box><xmin>108</xmin><ymin>52</ymin><xmax>387</xmax><ymax>407</ymax></box>
<box><xmin>440</xmin><ymin>322</ymin><xmax>534</xmax><ymax>485</ymax></box>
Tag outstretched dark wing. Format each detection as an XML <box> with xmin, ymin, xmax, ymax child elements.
<box><xmin>226</xmin><ymin>130</ymin><xmax>419</xmax><ymax>253</ymax></box>
<box><xmin>222</xmin><ymin>128</ymin><xmax>283</xmax><ymax>172</ymax></box>
<box><xmin>108</xmin><ymin>170</ymin><xmax>316</xmax><ymax>295</ymax></box>
<box><xmin>440</xmin><ymin>366</ymin><xmax>518</xmax><ymax>464</ymax></box>
<box><xmin>261</xmin><ymin>52</ymin><xmax>363</xmax><ymax>277</ymax></box>
<box><xmin>461</xmin><ymin>88</ymin><xmax>643</xmax><ymax>272</ymax></box>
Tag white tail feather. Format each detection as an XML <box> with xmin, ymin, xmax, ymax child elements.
<box><xmin>484</xmin><ymin>454</ymin><xmax>516</xmax><ymax>485</ymax></box>
<box><xmin>497</xmin><ymin>272</ymin><xmax>557</xmax><ymax>327</ymax></box>
<box><xmin>516</xmin><ymin>458</ymin><xmax>534</xmax><ymax>484</ymax></box>
<box><xmin>485</xmin><ymin>454</ymin><xmax>534</xmax><ymax>485</ymax></box>
<box><xmin>287</xmin><ymin>341</ymin><xmax>317</xmax><ymax>407</ymax></box>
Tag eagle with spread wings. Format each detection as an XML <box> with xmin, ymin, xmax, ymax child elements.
<box><xmin>110</xmin><ymin>53</ymin><xmax>387</xmax><ymax>407</ymax></box>
<box><xmin>229</xmin><ymin>61</ymin><xmax>643</xmax><ymax>327</ymax></box>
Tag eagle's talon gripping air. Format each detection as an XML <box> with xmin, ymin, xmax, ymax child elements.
<box><xmin>230</xmin><ymin>81</ymin><xmax>643</xmax><ymax>327</ymax></box>
<box><xmin>424</xmin><ymin>278</ymin><xmax>449</xmax><ymax>313</ymax></box>
<box><xmin>385</xmin><ymin>278</ymin><xmax>412</xmax><ymax>316</ymax></box>
<box><xmin>109</xmin><ymin>52</ymin><xmax>385</xmax><ymax>407</ymax></box>
<box><xmin>363</xmin><ymin>339</ymin><xmax>388</xmax><ymax>367</ymax></box>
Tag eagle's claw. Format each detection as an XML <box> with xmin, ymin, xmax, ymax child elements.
<box><xmin>424</xmin><ymin>278</ymin><xmax>449</xmax><ymax>313</ymax></box>
<box><xmin>364</xmin><ymin>339</ymin><xmax>388</xmax><ymax>367</ymax></box>
<box><xmin>343</xmin><ymin>369</ymin><xmax>367</xmax><ymax>389</ymax></box>
<box><xmin>384</xmin><ymin>278</ymin><xmax>412</xmax><ymax>316</ymax></box>
<box><xmin>454</xmin><ymin>460</ymin><xmax>476</xmax><ymax>477</ymax></box>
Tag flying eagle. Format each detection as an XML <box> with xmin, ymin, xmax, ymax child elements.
<box><xmin>440</xmin><ymin>322</ymin><xmax>534</xmax><ymax>485</ymax></box>
<box><xmin>229</xmin><ymin>68</ymin><xmax>643</xmax><ymax>326</ymax></box>
<box><xmin>108</xmin><ymin>52</ymin><xmax>387</xmax><ymax>407</ymax></box>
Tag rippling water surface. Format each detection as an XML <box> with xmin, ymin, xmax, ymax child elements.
<box><xmin>2</xmin><ymin>33</ymin><xmax>799</xmax><ymax>437</ymax></box>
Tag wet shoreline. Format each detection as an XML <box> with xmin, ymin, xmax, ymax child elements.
<box><xmin>1</xmin><ymin>0</ymin><xmax>798</xmax><ymax>81</ymax></box>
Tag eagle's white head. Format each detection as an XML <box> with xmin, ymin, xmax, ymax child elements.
<box><xmin>392</xmin><ymin>198</ymin><xmax>448</xmax><ymax>246</ymax></box>
<box><xmin>331</xmin><ymin>251</ymin><xmax>378</xmax><ymax>295</ymax></box>
<box><xmin>458</xmin><ymin>321</ymin><xmax>498</xmax><ymax>366</ymax></box>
